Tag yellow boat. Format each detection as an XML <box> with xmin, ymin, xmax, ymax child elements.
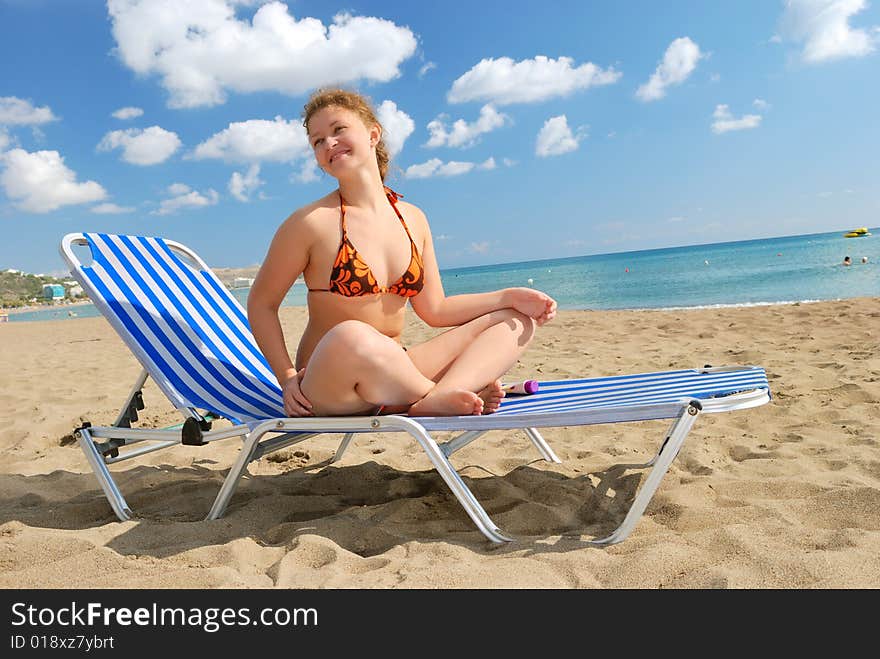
<box><xmin>844</xmin><ymin>227</ymin><xmax>871</xmax><ymax>238</ymax></box>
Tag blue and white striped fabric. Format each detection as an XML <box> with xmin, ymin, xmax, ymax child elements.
<box><xmin>76</xmin><ymin>233</ymin><xmax>285</xmax><ymax>424</ymax></box>
<box><xmin>494</xmin><ymin>368</ymin><xmax>769</xmax><ymax>417</ymax></box>
<box><xmin>70</xmin><ymin>233</ymin><xmax>768</xmax><ymax>427</ymax></box>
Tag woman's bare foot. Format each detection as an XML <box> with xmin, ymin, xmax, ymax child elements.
<box><xmin>478</xmin><ymin>379</ymin><xmax>505</xmax><ymax>414</ymax></box>
<box><xmin>408</xmin><ymin>388</ymin><xmax>484</xmax><ymax>417</ymax></box>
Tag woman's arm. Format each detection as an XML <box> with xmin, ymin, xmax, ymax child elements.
<box><xmin>247</xmin><ymin>211</ymin><xmax>312</xmax><ymax>386</ymax></box>
<box><xmin>409</xmin><ymin>209</ymin><xmax>557</xmax><ymax>328</ymax></box>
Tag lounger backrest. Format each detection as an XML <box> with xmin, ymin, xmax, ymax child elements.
<box><xmin>61</xmin><ymin>233</ymin><xmax>285</xmax><ymax>424</ymax></box>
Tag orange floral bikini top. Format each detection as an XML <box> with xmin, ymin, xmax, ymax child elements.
<box><xmin>308</xmin><ymin>187</ymin><xmax>425</xmax><ymax>298</ymax></box>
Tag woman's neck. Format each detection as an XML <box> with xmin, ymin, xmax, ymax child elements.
<box><xmin>336</xmin><ymin>169</ymin><xmax>387</xmax><ymax>213</ymax></box>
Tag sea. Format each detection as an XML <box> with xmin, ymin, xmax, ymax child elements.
<box><xmin>6</xmin><ymin>228</ymin><xmax>878</xmax><ymax>323</ymax></box>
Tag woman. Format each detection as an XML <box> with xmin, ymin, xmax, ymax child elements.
<box><xmin>248</xmin><ymin>88</ymin><xmax>557</xmax><ymax>418</ymax></box>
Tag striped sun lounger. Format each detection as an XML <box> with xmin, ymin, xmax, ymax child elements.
<box><xmin>60</xmin><ymin>232</ymin><xmax>771</xmax><ymax>545</ymax></box>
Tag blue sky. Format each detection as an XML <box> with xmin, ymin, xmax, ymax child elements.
<box><xmin>1</xmin><ymin>0</ymin><xmax>878</xmax><ymax>275</ymax></box>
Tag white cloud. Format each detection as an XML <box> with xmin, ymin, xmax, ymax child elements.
<box><xmin>168</xmin><ymin>182</ymin><xmax>191</xmax><ymax>196</ymax></box>
<box><xmin>376</xmin><ymin>100</ymin><xmax>414</xmax><ymax>157</ymax></box>
<box><xmin>469</xmin><ymin>241</ymin><xmax>490</xmax><ymax>254</ymax></box>
<box><xmin>425</xmin><ymin>104</ymin><xmax>510</xmax><ymax>149</ymax></box>
<box><xmin>0</xmin><ymin>148</ymin><xmax>106</xmax><ymax>213</ymax></box>
<box><xmin>502</xmin><ymin>157</ymin><xmax>517</xmax><ymax>167</ymax></box>
<box><xmin>228</xmin><ymin>163</ymin><xmax>263</xmax><ymax>201</ymax></box>
<box><xmin>448</xmin><ymin>55</ymin><xmax>620</xmax><ymax>105</ymax></box>
<box><xmin>418</xmin><ymin>61</ymin><xmax>437</xmax><ymax>78</ymax></box>
<box><xmin>404</xmin><ymin>158</ymin><xmax>479</xmax><ymax>179</ymax></box>
<box><xmin>536</xmin><ymin>115</ymin><xmax>584</xmax><ymax>157</ymax></box>
<box><xmin>779</xmin><ymin>0</ymin><xmax>878</xmax><ymax>62</ymax></box>
<box><xmin>153</xmin><ymin>182</ymin><xmax>219</xmax><ymax>215</ymax></box>
<box><xmin>0</xmin><ymin>97</ymin><xmax>58</xmax><ymax>126</ymax></box>
<box><xmin>711</xmin><ymin>104</ymin><xmax>762</xmax><ymax>134</ymax></box>
<box><xmin>437</xmin><ymin>161</ymin><xmax>474</xmax><ymax>177</ymax></box>
<box><xmin>404</xmin><ymin>159</ymin><xmax>443</xmax><ymax>179</ymax></box>
<box><xmin>91</xmin><ymin>202</ymin><xmax>136</xmax><ymax>214</ymax></box>
<box><xmin>753</xmin><ymin>98</ymin><xmax>770</xmax><ymax>110</ymax></box>
<box><xmin>293</xmin><ymin>159</ymin><xmax>320</xmax><ymax>183</ymax></box>
<box><xmin>107</xmin><ymin>0</ymin><xmax>418</xmax><ymax>108</ymax></box>
<box><xmin>478</xmin><ymin>157</ymin><xmax>496</xmax><ymax>170</ymax></box>
<box><xmin>0</xmin><ymin>129</ymin><xmax>10</xmax><ymax>152</ymax></box>
<box><xmin>636</xmin><ymin>37</ymin><xmax>703</xmax><ymax>101</ymax></box>
<box><xmin>192</xmin><ymin>116</ymin><xmax>308</xmax><ymax>163</ymax></box>
<box><xmin>112</xmin><ymin>106</ymin><xmax>144</xmax><ymax>120</ymax></box>
<box><xmin>97</xmin><ymin>126</ymin><xmax>182</xmax><ymax>165</ymax></box>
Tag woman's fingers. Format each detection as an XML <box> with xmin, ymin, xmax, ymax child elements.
<box><xmin>284</xmin><ymin>398</ymin><xmax>313</xmax><ymax>417</ymax></box>
<box><xmin>283</xmin><ymin>385</ymin><xmax>313</xmax><ymax>416</ymax></box>
<box><xmin>292</xmin><ymin>389</ymin><xmax>312</xmax><ymax>409</ymax></box>
<box><xmin>293</xmin><ymin>368</ymin><xmax>313</xmax><ymax>409</ymax></box>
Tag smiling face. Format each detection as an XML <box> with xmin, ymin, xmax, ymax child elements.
<box><xmin>307</xmin><ymin>105</ymin><xmax>381</xmax><ymax>178</ymax></box>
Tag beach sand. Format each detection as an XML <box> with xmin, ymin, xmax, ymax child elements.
<box><xmin>1</xmin><ymin>298</ymin><xmax>878</xmax><ymax>589</ymax></box>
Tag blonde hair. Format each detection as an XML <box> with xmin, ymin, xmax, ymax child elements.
<box><xmin>302</xmin><ymin>88</ymin><xmax>390</xmax><ymax>182</ymax></box>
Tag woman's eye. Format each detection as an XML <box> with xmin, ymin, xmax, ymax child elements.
<box><xmin>312</xmin><ymin>138</ymin><xmax>323</xmax><ymax>148</ymax></box>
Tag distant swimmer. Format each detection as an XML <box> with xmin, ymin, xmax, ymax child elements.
<box><xmin>862</xmin><ymin>256</ymin><xmax>869</xmax><ymax>264</ymax></box>
<box><xmin>704</xmin><ymin>259</ymin><xmax>709</xmax><ymax>265</ymax></box>
<box><xmin>842</xmin><ymin>256</ymin><xmax>852</xmax><ymax>266</ymax></box>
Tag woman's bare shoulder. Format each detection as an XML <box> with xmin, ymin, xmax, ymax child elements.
<box><xmin>277</xmin><ymin>191</ymin><xmax>339</xmax><ymax>235</ymax></box>
<box><xmin>397</xmin><ymin>199</ymin><xmax>429</xmax><ymax>228</ymax></box>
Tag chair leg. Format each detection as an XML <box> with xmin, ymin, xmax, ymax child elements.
<box><xmin>382</xmin><ymin>417</ymin><xmax>514</xmax><ymax>543</ymax></box>
<box><xmin>76</xmin><ymin>427</ymin><xmax>132</xmax><ymax>521</ymax></box>
<box><xmin>205</xmin><ymin>424</ymin><xmax>267</xmax><ymax>520</ymax></box>
<box><xmin>588</xmin><ymin>402</ymin><xmax>701</xmax><ymax>546</ymax></box>
<box><xmin>207</xmin><ymin>418</ymin><xmax>511</xmax><ymax>542</ymax></box>
<box><xmin>524</xmin><ymin>427</ymin><xmax>562</xmax><ymax>463</ymax></box>
<box><xmin>331</xmin><ymin>433</ymin><xmax>354</xmax><ymax>463</ymax></box>
<box><xmin>441</xmin><ymin>427</ymin><xmax>561</xmax><ymax>463</ymax></box>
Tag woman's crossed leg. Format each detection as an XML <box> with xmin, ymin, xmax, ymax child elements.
<box><xmin>299</xmin><ymin>309</ymin><xmax>536</xmax><ymax>417</ymax></box>
<box><xmin>299</xmin><ymin>320</ymin><xmax>483</xmax><ymax>417</ymax></box>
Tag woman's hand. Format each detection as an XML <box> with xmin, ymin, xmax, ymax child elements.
<box><xmin>281</xmin><ymin>368</ymin><xmax>313</xmax><ymax>416</ymax></box>
<box><xmin>505</xmin><ymin>287</ymin><xmax>557</xmax><ymax>326</ymax></box>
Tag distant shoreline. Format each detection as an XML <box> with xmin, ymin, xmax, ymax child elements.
<box><xmin>2</xmin><ymin>299</ymin><xmax>94</xmax><ymax>316</ymax></box>
<box><xmin>6</xmin><ymin>295</ymin><xmax>880</xmax><ymax>325</ymax></box>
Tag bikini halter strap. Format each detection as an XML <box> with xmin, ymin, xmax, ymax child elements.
<box><xmin>338</xmin><ymin>186</ymin><xmax>405</xmax><ymax>234</ymax></box>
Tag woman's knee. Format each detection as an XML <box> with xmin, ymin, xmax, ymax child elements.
<box><xmin>497</xmin><ymin>308</ymin><xmax>536</xmax><ymax>343</ymax></box>
<box><xmin>321</xmin><ymin>320</ymin><xmax>381</xmax><ymax>355</ymax></box>
<box><xmin>321</xmin><ymin>320</ymin><xmax>394</xmax><ymax>364</ymax></box>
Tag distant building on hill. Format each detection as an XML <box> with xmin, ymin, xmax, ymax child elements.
<box><xmin>232</xmin><ymin>277</ymin><xmax>255</xmax><ymax>289</ymax></box>
<box><xmin>42</xmin><ymin>284</ymin><xmax>65</xmax><ymax>301</ymax></box>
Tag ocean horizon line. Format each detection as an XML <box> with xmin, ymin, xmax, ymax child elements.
<box><xmin>440</xmin><ymin>226</ymin><xmax>879</xmax><ymax>274</ymax></box>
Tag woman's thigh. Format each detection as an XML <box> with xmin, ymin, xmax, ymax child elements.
<box><xmin>300</xmin><ymin>319</ymin><xmax>433</xmax><ymax>416</ymax></box>
<box><xmin>405</xmin><ymin>312</ymin><xmax>506</xmax><ymax>381</ymax></box>
<box><xmin>299</xmin><ymin>321</ymin><xmax>386</xmax><ymax>416</ymax></box>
